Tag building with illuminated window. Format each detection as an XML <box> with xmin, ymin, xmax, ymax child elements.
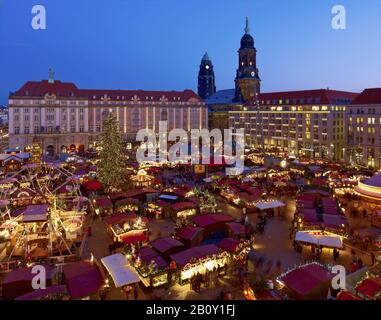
<box><xmin>345</xmin><ymin>88</ymin><xmax>381</xmax><ymax>168</ymax></box>
<box><xmin>8</xmin><ymin>78</ymin><xmax>207</xmax><ymax>156</ymax></box>
<box><xmin>229</xmin><ymin>89</ymin><xmax>358</xmax><ymax>160</ymax></box>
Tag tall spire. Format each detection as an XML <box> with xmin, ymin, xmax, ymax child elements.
<box><xmin>48</xmin><ymin>67</ymin><xmax>55</xmax><ymax>84</ymax></box>
<box><xmin>202</xmin><ymin>51</ymin><xmax>210</xmax><ymax>61</ymax></box>
<box><xmin>245</xmin><ymin>16</ymin><xmax>250</xmax><ymax>34</ymax></box>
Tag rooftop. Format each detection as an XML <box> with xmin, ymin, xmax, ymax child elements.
<box><xmin>352</xmin><ymin>88</ymin><xmax>381</xmax><ymax>105</ymax></box>
<box><xmin>10</xmin><ymin>80</ymin><xmax>203</xmax><ymax>103</ymax></box>
<box><xmin>247</xmin><ymin>89</ymin><xmax>359</xmax><ymax>106</ymax></box>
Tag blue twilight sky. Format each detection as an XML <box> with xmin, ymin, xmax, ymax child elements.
<box><xmin>0</xmin><ymin>0</ymin><xmax>381</xmax><ymax>104</ymax></box>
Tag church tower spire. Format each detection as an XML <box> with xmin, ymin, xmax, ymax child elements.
<box><xmin>234</xmin><ymin>17</ymin><xmax>261</xmax><ymax>102</ymax></box>
<box><xmin>198</xmin><ymin>52</ymin><xmax>216</xmax><ymax>99</ymax></box>
<box><xmin>245</xmin><ymin>16</ymin><xmax>250</xmax><ymax>34</ymax></box>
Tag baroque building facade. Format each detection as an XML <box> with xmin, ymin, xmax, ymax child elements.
<box><xmin>8</xmin><ymin>78</ymin><xmax>207</xmax><ymax>155</ymax></box>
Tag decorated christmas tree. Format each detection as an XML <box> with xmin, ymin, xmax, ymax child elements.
<box><xmin>97</xmin><ymin>113</ymin><xmax>128</xmax><ymax>192</ymax></box>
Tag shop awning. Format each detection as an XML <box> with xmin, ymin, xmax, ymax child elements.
<box><xmin>101</xmin><ymin>254</ymin><xmax>140</xmax><ymax>288</ymax></box>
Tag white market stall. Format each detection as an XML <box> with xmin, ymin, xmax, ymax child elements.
<box><xmin>101</xmin><ymin>253</ymin><xmax>140</xmax><ymax>288</ymax></box>
<box><xmin>254</xmin><ymin>200</ymin><xmax>286</xmax><ymax>211</ymax></box>
<box><xmin>295</xmin><ymin>231</ymin><xmax>343</xmax><ymax>249</ymax></box>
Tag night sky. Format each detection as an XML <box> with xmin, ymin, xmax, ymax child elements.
<box><xmin>1</xmin><ymin>0</ymin><xmax>381</xmax><ymax>104</ymax></box>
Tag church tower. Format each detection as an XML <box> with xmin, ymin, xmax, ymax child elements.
<box><xmin>234</xmin><ymin>17</ymin><xmax>261</xmax><ymax>102</ymax></box>
<box><xmin>198</xmin><ymin>52</ymin><xmax>216</xmax><ymax>99</ymax></box>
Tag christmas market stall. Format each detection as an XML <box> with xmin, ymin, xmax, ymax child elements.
<box><xmin>145</xmin><ymin>200</ymin><xmax>166</xmax><ymax>219</ymax></box>
<box><xmin>129</xmin><ymin>246</ymin><xmax>169</xmax><ymax>288</ymax></box>
<box><xmin>104</xmin><ymin>213</ymin><xmax>149</xmax><ymax>245</ymax></box>
<box><xmin>63</xmin><ymin>260</ymin><xmax>104</xmax><ymax>300</ymax></box>
<box><xmin>93</xmin><ymin>196</ymin><xmax>113</xmax><ymax>216</ymax></box>
<box><xmin>218</xmin><ymin>238</ymin><xmax>252</xmax><ymax>267</ymax></box>
<box><xmin>225</xmin><ymin>222</ymin><xmax>249</xmax><ymax>239</ymax></box>
<box><xmin>166</xmin><ymin>201</ymin><xmax>198</xmax><ymax>222</ymax></box>
<box><xmin>150</xmin><ymin>237</ymin><xmax>185</xmax><ymax>261</ymax></box>
<box><xmin>294</xmin><ymin>231</ymin><xmax>344</xmax><ymax>250</ymax></box>
<box><xmin>169</xmin><ymin>244</ymin><xmax>230</xmax><ymax>285</ymax></box>
<box><xmin>276</xmin><ymin>262</ymin><xmax>335</xmax><ymax>300</ymax></box>
<box><xmin>1</xmin><ymin>264</ymin><xmax>53</xmax><ymax>300</ymax></box>
<box><xmin>176</xmin><ymin>226</ymin><xmax>205</xmax><ymax>248</ymax></box>
<box><xmin>114</xmin><ymin>198</ymin><xmax>141</xmax><ymax>215</ymax></box>
<box><xmin>193</xmin><ymin>214</ymin><xmax>235</xmax><ymax>239</ymax></box>
<box><xmin>254</xmin><ymin>199</ymin><xmax>286</xmax><ymax>217</ymax></box>
<box><xmin>101</xmin><ymin>253</ymin><xmax>140</xmax><ymax>288</ymax></box>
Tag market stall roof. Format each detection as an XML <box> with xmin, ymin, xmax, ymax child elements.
<box><xmin>254</xmin><ymin>200</ymin><xmax>285</xmax><ymax>211</ymax></box>
<box><xmin>193</xmin><ymin>214</ymin><xmax>234</xmax><ymax>228</ymax></box>
<box><xmin>2</xmin><ymin>265</ymin><xmax>53</xmax><ymax>300</ymax></box>
<box><xmin>170</xmin><ymin>244</ymin><xmax>221</xmax><ymax>267</ymax></box>
<box><xmin>280</xmin><ymin>263</ymin><xmax>334</xmax><ymax>297</ymax></box>
<box><xmin>136</xmin><ymin>247</ymin><xmax>168</xmax><ymax>269</ymax></box>
<box><xmin>95</xmin><ymin>196</ymin><xmax>113</xmax><ymax>209</ymax></box>
<box><xmin>295</xmin><ymin>232</ymin><xmax>319</xmax><ymax>245</ymax></box>
<box><xmin>336</xmin><ymin>291</ymin><xmax>362</xmax><ymax>300</ymax></box>
<box><xmin>355</xmin><ymin>277</ymin><xmax>381</xmax><ymax>299</ymax></box>
<box><xmin>226</xmin><ymin>222</ymin><xmax>246</xmax><ymax>236</ymax></box>
<box><xmin>63</xmin><ymin>261</ymin><xmax>103</xmax><ymax>300</ymax></box>
<box><xmin>150</xmin><ymin>237</ymin><xmax>185</xmax><ymax>254</ymax></box>
<box><xmin>295</xmin><ymin>232</ymin><xmax>343</xmax><ymax>248</ymax></box>
<box><xmin>122</xmin><ymin>188</ymin><xmax>158</xmax><ymax>199</ymax></box>
<box><xmin>101</xmin><ymin>253</ymin><xmax>140</xmax><ymax>288</ymax></box>
<box><xmin>219</xmin><ymin>238</ymin><xmax>243</xmax><ymax>253</ymax></box>
<box><xmin>171</xmin><ymin>201</ymin><xmax>197</xmax><ymax>211</ymax></box>
<box><xmin>177</xmin><ymin>226</ymin><xmax>204</xmax><ymax>241</ymax></box>
<box><xmin>22</xmin><ymin>204</ymin><xmax>49</xmax><ymax>223</ymax></box>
